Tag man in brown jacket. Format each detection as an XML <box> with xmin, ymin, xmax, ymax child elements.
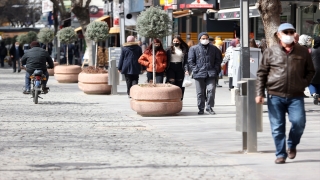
<box><xmin>256</xmin><ymin>23</ymin><xmax>315</xmax><ymax>164</ymax></box>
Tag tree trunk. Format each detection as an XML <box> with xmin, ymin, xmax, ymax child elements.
<box><xmin>152</xmin><ymin>39</ymin><xmax>155</xmax><ymax>84</ymax></box>
<box><xmin>71</xmin><ymin>0</ymin><xmax>92</xmax><ymax>65</ymax></box>
<box><xmin>257</xmin><ymin>0</ymin><xmax>282</xmax><ymax>47</ymax></box>
<box><xmin>66</xmin><ymin>45</ymin><xmax>69</xmax><ymax>66</ymax></box>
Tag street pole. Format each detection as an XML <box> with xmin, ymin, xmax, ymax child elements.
<box><xmin>240</xmin><ymin>0</ymin><xmax>250</xmax><ymax>78</ymax></box>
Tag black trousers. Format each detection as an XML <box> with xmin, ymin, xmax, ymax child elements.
<box><xmin>166</xmin><ymin>62</ymin><xmax>185</xmax><ymax>99</ymax></box>
<box><xmin>125</xmin><ymin>74</ymin><xmax>139</xmax><ymax>95</ymax></box>
<box><xmin>12</xmin><ymin>58</ymin><xmax>21</xmax><ymax>72</ymax></box>
<box><xmin>147</xmin><ymin>72</ymin><xmax>164</xmax><ymax>84</ymax></box>
<box><xmin>0</xmin><ymin>55</ymin><xmax>5</xmax><ymax>67</ymax></box>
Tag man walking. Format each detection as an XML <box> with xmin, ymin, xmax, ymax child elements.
<box><xmin>188</xmin><ymin>32</ymin><xmax>222</xmax><ymax>115</ymax></box>
<box><xmin>256</xmin><ymin>23</ymin><xmax>315</xmax><ymax>164</ymax></box>
<box><xmin>9</xmin><ymin>42</ymin><xmax>24</xmax><ymax>73</ymax></box>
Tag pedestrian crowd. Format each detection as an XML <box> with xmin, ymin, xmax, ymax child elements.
<box><xmin>1</xmin><ymin>23</ymin><xmax>319</xmax><ymax>165</ymax></box>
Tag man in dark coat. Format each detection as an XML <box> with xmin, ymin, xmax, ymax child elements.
<box><xmin>0</xmin><ymin>41</ymin><xmax>7</xmax><ymax>67</ymax></box>
<box><xmin>21</xmin><ymin>41</ymin><xmax>54</xmax><ymax>94</ymax></box>
<box><xmin>188</xmin><ymin>32</ymin><xmax>223</xmax><ymax>115</ymax></box>
<box><xmin>9</xmin><ymin>42</ymin><xmax>24</xmax><ymax>72</ymax></box>
<box><xmin>309</xmin><ymin>36</ymin><xmax>320</xmax><ymax>105</ymax></box>
<box><xmin>118</xmin><ymin>36</ymin><xmax>142</xmax><ymax>97</ymax></box>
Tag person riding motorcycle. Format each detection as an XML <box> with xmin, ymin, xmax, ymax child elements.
<box><xmin>21</xmin><ymin>41</ymin><xmax>54</xmax><ymax>94</ymax></box>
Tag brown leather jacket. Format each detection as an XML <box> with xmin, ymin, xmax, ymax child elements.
<box><xmin>256</xmin><ymin>43</ymin><xmax>315</xmax><ymax>98</ymax></box>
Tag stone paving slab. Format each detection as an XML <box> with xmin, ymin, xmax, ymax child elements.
<box><xmin>0</xmin><ymin>68</ymin><xmax>260</xmax><ymax>179</ymax></box>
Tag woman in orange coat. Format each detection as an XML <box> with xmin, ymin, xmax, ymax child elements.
<box><xmin>138</xmin><ymin>38</ymin><xmax>167</xmax><ymax>83</ymax></box>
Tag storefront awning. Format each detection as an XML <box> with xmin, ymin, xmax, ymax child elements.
<box><xmin>74</xmin><ymin>16</ymin><xmax>110</xmax><ymax>32</ymax></box>
<box><xmin>218</xmin><ymin>7</ymin><xmax>260</xmax><ymax>20</ymax></box>
<box><xmin>173</xmin><ymin>10</ymin><xmax>191</xmax><ymax>18</ymax></box>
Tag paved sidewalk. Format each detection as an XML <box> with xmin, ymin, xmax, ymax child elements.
<box><xmin>0</xmin><ymin>66</ymin><xmax>319</xmax><ymax>179</ymax></box>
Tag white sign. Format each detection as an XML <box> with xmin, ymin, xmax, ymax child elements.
<box><xmin>42</xmin><ymin>0</ymin><xmax>53</xmax><ymax>13</ymax></box>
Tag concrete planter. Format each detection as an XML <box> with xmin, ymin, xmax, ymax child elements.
<box><xmin>130</xmin><ymin>84</ymin><xmax>182</xmax><ymax>116</ymax></box>
<box><xmin>48</xmin><ymin>62</ymin><xmax>59</xmax><ymax>76</ymax></box>
<box><xmin>54</xmin><ymin>65</ymin><xmax>81</xmax><ymax>83</ymax></box>
<box><xmin>78</xmin><ymin>72</ymin><xmax>111</xmax><ymax>94</ymax></box>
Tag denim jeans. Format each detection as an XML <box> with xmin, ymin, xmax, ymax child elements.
<box><xmin>25</xmin><ymin>71</ymin><xmax>49</xmax><ymax>91</ymax></box>
<box><xmin>308</xmin><ymin>83</ymin><xmax>320</xmax><ymax>95</ymax></box>
<box><xmin>267</xmin><ymin>95</ymin><xmax>306</xmax><ymax>158</ymax></box>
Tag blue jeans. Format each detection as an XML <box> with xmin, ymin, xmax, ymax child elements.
<box><xmin>308</xmin><ymin>83</ymin><xmax>320</xmax><ymax>95</ymax></box>
<box><xmin>267</xmin><ymin>95</ymin><xmax>306</xmax><ymax>158</ymax></box>
<box><xmin>25</xmin><ymin>71</ymin><xmax>49</xmax><ymax>91</ymax></box>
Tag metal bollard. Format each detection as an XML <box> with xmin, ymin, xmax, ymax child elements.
<box><xmin>108</xmin><ymin>60</ymin><xmax>119</xmax><ymax>95</ymax></box>
<box><xmin>236</xmin><ymin>78</ymin><xmax>263</xmax><ymax>153</ymax></box>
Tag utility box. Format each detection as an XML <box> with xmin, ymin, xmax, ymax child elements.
<box><xmin>232</xmin><ymin>47</ymin><xmax>262</xmax><ymax>87</ymax></box>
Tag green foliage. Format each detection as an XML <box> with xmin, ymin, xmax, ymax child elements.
<box><xmin>27</xmin><ymin>31</ymin><xmax>38</xmax><ymax>43</ymax></box>
<box><xmin>16</xmin><ymin>34</ymin><xmax>28</xmax><ymax>45</ymax></box>
<box><xmin>57</xmin><ymin>27</ymin><xmax>77</xmax><ymax>44</ymax></box>
<box><xmin>136</xmin><ymin>6</ymin><xmax>172</xmax><ymax>39</ymax></box>
<box><xmin>38</xmin><ymin>28</ymin><xmax>54</xmax><ymax>44</ymax></box>
<box><xmin>85</xmin><ymin>21</ymin><xmax>109</xmax><ymax>42</ymax></box>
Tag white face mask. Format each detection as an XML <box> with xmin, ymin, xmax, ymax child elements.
<box><xmin>281</xmin><ymin>35</ymin><xmax>294</xmax><ymax>44</ymax></box>
<box><xmin>200</xmin><ymin>39</ymin><xmax>209</xmax><ymax>45</ymax></box>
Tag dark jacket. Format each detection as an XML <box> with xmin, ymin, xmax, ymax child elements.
<box><xmin>256</xmin><ymin>43</ymin><xmax>315</xmax><ymax>98</ymax></box>
<box><xmin>187</xmin><ymin>43</ymin><xmax>222</xmax><ymax>78</ymax></box>
<box><xmin>166</xmin><ymin>48</ymin><xmax>189</xmax><ymax>72</ymax></box>
<box><xmin>0</xmin><ymin>45</ymin><xmax>7</xmax><ymax>56</ymax></box>
<box><xmin>21</xmin><ymin>47</ymin><xmax>54</xmax><ymax>74</ymax></box>
<box><xmin>9</xmin><ymin>45</ymin><xmax>24</xmax><ymax>59</ymax></box>
<box><xmin>118</xmin><ymin>42</ymin><xmax>142</xmax><ymax>75</ymax></box>
<box><xmin>311</xmin><ymin>47</ymin><xmax>320</xmax><ymax>84</ymax></box>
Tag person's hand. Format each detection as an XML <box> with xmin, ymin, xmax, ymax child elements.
<box><xmin>255</xmin><ymin>96</ymin><xmax>264</xmax><ymax>104</ymax></box>
<box><xmin>185</xmin><ymin>71</ymin><xmax>189</xmax><ymax>75</ymax></box>
<box><xmin>10</xmin><ymin>55</ymin><xmax>13</xmax><ymax>58</ymax></box>
<box><xmin>118</xmin><ymin>70</ymin><xmax>121</xmax><ymax>73</ymax></box>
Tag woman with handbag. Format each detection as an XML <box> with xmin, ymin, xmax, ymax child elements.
<box><xmin>166</xmin><ymin>35</ymin><xmax>189</xmax><ymax>100</ymax></box>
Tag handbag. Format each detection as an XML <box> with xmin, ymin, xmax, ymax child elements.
<box><xmin>182</xmin><ymin>74</ymin><xmax>192</xmax><ymax>87</ymax></box>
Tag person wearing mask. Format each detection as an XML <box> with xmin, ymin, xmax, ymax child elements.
<box><xmin>21</xmin><ymin>41</ymin><xmax>54</xmax><ymax>94</ymax></box>
<box><xmin>166</xmin><ymin>36</ymin><xmax>189</xmax><ymax>100</ymax></box>
<box><xmin>188</xmin><ymin>32</ymin><xmax>222</xmax><ymax>115</ymax></box>
<box><xmin>309</xmin><ymin>37</ymin><xmax>320</xmax><ymax>105</ymax></box>
<box><xmin>118</xmin><ymin>36</ymin><xmax>143</xmax><ymax>98</ymax></box>
<box><xmin>221</xmin><ymin>38</ymin><xmax>239</xmax><ymax>90</ymax></box>
<box><xmin>298</xmin><ymin>34</ymin><xmax>312</xmax><ymax>49</ymax></box>
<box><xmin>9</xmin><ymin>42</ymin><xmax>24</xmax><ymax>73</ymax></box>
<box><xmin>256</xmin><ymin>23</ymin><xmax>315</xmax><ymax>164</ymax></box>
<box><xmin>138</xmin><ymin>38</ymin><xmax>167</xmax><ymax>83</ymax></box>
<box><xmin>0</xmin><ymin>41</ymin><xmax>7</xmax><ymax>67</ymax></box>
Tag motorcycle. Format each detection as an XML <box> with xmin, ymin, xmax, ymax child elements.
<box><xmin>30</xmin><ymin>69</ymin><xmax>49</xmax><ymax>104</ymax></box>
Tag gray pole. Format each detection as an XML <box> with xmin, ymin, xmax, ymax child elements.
<box><xmin>186</xmin><ymin>16</ymin><xmax>191</xmax><ymax>42</ymax></box>
<box><xmin>167</xmin><ymin>9</ymin><xmax>173</xmax><ymax>48</ymax></box>
<box><xmin>240</xmin><ymin>0</ymin><xmax>250</xmax><ymax>78</ymax></box>
<box><xmin>247</xmin><ymin>79</ymin><xmax>258</xmax><ymax>152</ymax></box>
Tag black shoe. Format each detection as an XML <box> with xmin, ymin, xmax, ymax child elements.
<box><xmin>42</xmin><ymin>87</ymin><xmax>49</xmax><ymax>94</ymax></box>
<box><xmin>18</xmin><ymin>70</ymin><xmax>21</xmax><ymax>73</ymax></box>
<box><xmin>13</xmin><ymin>71</ymin><xmax>16</xmax><ymax>73</ymax></box>
<box><xmin>206</xmin><ymin>108</ymin><xmax>216</xmax><ymax>115</ymax></box>
<box><xmin>313</xmin><ymin>94</ymin><xmax>319</xmax><ymax>105</ymax></box>
<box><xmin>198</xmin><ymin>110</ymin><xmax>204</xmax><ymax>115</ymax></box>
<box><xmin>216</xmin><ymin>84</ymin><xmax>222</xmax><ymax>87</ymax></box>
<box><xmin>23</xmin><ymin>90</ymin><xmax>30</xmax><ymax>94</ymax></box>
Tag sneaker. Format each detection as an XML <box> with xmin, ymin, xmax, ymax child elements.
<box><xmin>313</xmin><ymin>94</ymin><xmax>319</xmax><ymax>105</ymax></box>
<box><xmin>206</xmin><ymin>107</ymin><xmax>216</xmax><ymax>115</ymax></box>
<box><xmin>216</xmin><ymin>84</ymin><xmax>222</xmax><ymax>87</ymax></box>
<box><xmin>23</xmin><ymin>90</ymin><xmax>30</xmax><ymax>94</ymax></box>
<box><xmin>198</xmin><ymin>110</ymin><xmax>204</xmax><ymax>115</ymax></box>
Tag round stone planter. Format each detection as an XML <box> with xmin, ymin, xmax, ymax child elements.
<box><xmin>130</xmin><ymin>84</ymin><xmax>182</xmax><ymax>116</ymax></box>
<box><xmin>54</xmin><ymin>65</ymin><xmax>82</xmax><ymax>83</ymax></box>
<box><xmin>48</xmin><ymin>62</ymin><xmax>59</xmax><ymax>76</ymax></box>
<box><xmin>78</xmin><ymin>72</ymin><xmax>111</xmax><ymax>94</ymax></box>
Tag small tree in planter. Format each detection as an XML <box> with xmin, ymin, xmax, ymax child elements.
<box><xmin>131</xmin><ymin>6</ymin><xmax>182</xmax><ymax>116</ymax></box>
<box><xmin>55</xmin><ymin>27</ymin><xmax>81</xmax><ymax>83</ymax></box>
<box><xmin>38</xmin><ymin>28</ymin><xmax>57</xmax><ymax>76</ymax></box>
<box><xmin>78</xmin><ymin>21</ymin><xmax>111</xmax><ymax>94</ymax></box>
